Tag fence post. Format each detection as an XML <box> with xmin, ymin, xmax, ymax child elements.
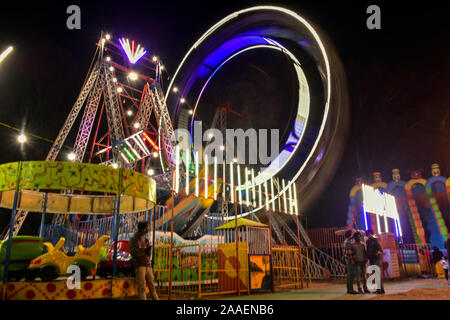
<box><xmin>266</xmin><ymin>208</ymin><xmax>274</xmax><ymax>293</ymax></box>
<box><xmin>198</xmin><ymin>244</ymin><xmax>202</xmax><ymax>298</ymax></box>
<box><xmin>110</xmin><ymin>168</ymin><xmax>123</xmax><ymax>297</ymax></box>
<box><xmin>295</xmin><ymin>215</ymin><xmax>304</xmax><ymax>289</ymax></box>
<box><xmin>234</xmin><ymin>186</ymin><xmax>240</xmax><ymax>296</ymax></box>
<box><xmin>306</xmin><ymin>247</ymin><xmax>311</xmax><ymax>286</ymax></box>
<box><xmin>39</xmin><ymin>192</ymin><xmax>48</xmax><ymax>238</ymax></box>
<box><xmin>2</xmin><ymin>161</ymin><xmax>23</xmax><ymax>300</ymax></box>
<box><xmin>169</xmin><ymin>171</ymin><xmax>175</xmax><ymax>300</ymax></box>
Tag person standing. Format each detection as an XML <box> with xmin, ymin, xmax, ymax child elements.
<box><xmin>366</xmin><ymin>229</ymin><xmax>385</xmax><ymax>294</ymax></box>
<box><xmin>351</xmin><ymin>232</ymin><xmax>369</xmax><ymax>294</ymax></box>
<box><xmin>440</xmin><ymin>256</ymin><xmax>448</xmax><ymax>280</ymax></box>
<box><xmin>130</xmin><ymin>221</ymin><xmax>159</xmax><ymax>300</ymax></box>
<box><xmin>446</xmin><ymin>235</ymin><xmax>450</xmax><ymax>285</ymax></box>
<box><xmin>432</xmin><ymin>246</ymin><xmax>444</xmax><ymax>264</ymax></box>
<box><xmin>344</xmin><ymin>230</ymin><xmax>357</xmax><ymax>294</ymax></box>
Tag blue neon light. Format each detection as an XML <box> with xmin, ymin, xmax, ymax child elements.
<box><xmin>363</xmin><ymin>204</ymin><xmax>368</xmax><ymax>231</ymax></box>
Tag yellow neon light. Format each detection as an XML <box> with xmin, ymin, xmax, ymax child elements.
<box><xmin>195</xmin><ymin>151</ymin><xmax>199</xmax><ymax>197</ymax></box>
<box><xmin>214</xmin><ymin>157</ymin><xmax>217</xmax><ymax>200</ymax></box>
<box><xmin>0</xmin><ymin>46</ymin><xmax>13</xmax><ymax>64</ymax></box>
<box><xmin>204</xmin><ymin>154</ymin><xmax>208</xmax><ymax>199</ymax></box>
<box><xmin>230</xmin><ymin>162</ymin><xmax>234</xmax><ymax>203</ymax></box>
<box><xmin>175</xmin><ymin>145</ymin><xmax>180</xmax><ymax>193</ymax></box>
<box><xmin>185</xmin><ymin>149</ymin><xmax>190</xmax><ymax>194</ymax></box>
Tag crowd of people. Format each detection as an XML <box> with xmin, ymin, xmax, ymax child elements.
<box><xmin>344</xmin><ymin>229</ymin><xmax>385</xmax><ymax>294</ymax></box>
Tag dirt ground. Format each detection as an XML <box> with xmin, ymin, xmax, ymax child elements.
<box><xmin>225</xmin><ymin>277</ymin><xmax>450</xmax><ymax>300</ymax></box>
<box><xmin>370</xmin><ymin>278</ymin><xmax>450</xmax><ymax>300</ymax></box>
<box><xmin>372</xmin><ymin>288</ymin><xmax>450</xmax><ymax>300</ymax></box>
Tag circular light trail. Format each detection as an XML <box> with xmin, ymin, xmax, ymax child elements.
<box><xmin>164</xmin><ymin>6</ymin><xmax>349</xmax><ymax>218</ymax></box>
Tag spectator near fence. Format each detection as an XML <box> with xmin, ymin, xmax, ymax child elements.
<box><xmin>366</xmin><ymin>229</ymin><xmax>385</xmax><ymax>294</ymax></box>
<box><xmin>343</xmin><ymin>230</ymin><xmax>357</xmax><ymax>294</ymax></box>
<box><xmin>351</xmin><ymin>232</ymin><xmax>370</xmax><ymax>294</ymax></box>
<box><xmin>443</xmin><ymin>236</ymin><xmax>450</xmax><ymax>285</ymax></box>
<box><xmin>130</xmin><ymin>221</ymin><xmax>159</xmax><ymax>300</ymax></box>
<box><xmin>432</xmin><ymin>246</ymin><xmax>444</xmax><ymax>264</ymax></box>
<box><xmin>440</xmin><ymin>256</ymin><xmax>448</xmax><ymax>280</ymax></box>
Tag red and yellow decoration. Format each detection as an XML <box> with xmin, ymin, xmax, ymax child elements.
<box><xmin>1</xmin><ymin>279</ymin><xmax>139</xmax><ymax>300</ymax></box>
<box><xmin>218</xmin><ymin>242</ymin><xmax>248</xmax><ymax>292</ymax></box>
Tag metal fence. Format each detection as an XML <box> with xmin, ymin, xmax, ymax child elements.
<box><xmin>271</xmin><ymin>246</ymin><xmax>311</xmax><ymax>288</ymax></box>
<box><xmin>152</xmin><ymin>241</ymin><xmax>249</xmax><ymax>298</ymax></box>
<box><xmin>42</xmin><ymin>206</ymin><xmax>167</xmax><ymax>251</ymax></box>
<box><xmin>397</xmin><ymin>243</ymin><xmax>436</xmax><ymax>277</ymax></box>
<box><xmin>310</xmin><ymin>242</ymin><xmax>437</xmax><ymax>279</ymax></box>
<box><xmin>307</xmin><ymin>227</ymin><xmax>346</xmax><ymax>248</ymax></box>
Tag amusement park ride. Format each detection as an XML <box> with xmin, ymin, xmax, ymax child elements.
<box><xmin>347</xmin><ymin>164</ymin><xmax>450</xmax><ymax>250</ymax></box>
<box><xmin>0</xmin><ymin>6</ymin><xmax>351</xmax><ymax>299</ymax></box>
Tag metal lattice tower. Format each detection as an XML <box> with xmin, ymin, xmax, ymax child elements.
<box><xmin>127</xmin><ymin>83</ymin><xmax>154</xmax><ymax>172</ymax></box>
<box><xmin>1</xmin><ymin>60</ymin><xmax>103</xmax><ymax>238</ymax></box>
<box><xmin>73</xmin><ymin>67</ymin><xmax>104</xmax><ymax>163</ymax></box>
<box><xmin>210</xmin><ymin>104</ymin><xmax>229</xmax><ymax>217</ymax></box>
<box><xmin>135</xmin><ymin>84</ymin><xmax>154</xmax><ymax>132</ymax></box>
<box><xmin>4</xmin><ymin>36</ymin><xmax>171</xmax><ymax>238</ymax></box>
<box><xmin>290</xmin><ymin>214</ymin><xmax>312</xmax><ymax>247</ymax></box>
<box><xmin>151</xmin><ymin>81</ymin><xmax>174</xmax><ymax>167</ymax></box>
<box><xmin>102</xmin><ymin>61</ymin><xmax>126</xmax><ymax>159</ymax></box>
<box><xmin>46</xmin><ymin>62</ymin><xmax>102</xmax><ymax>162</ymax></box>
<box><xmin>269</xmin><ymin>211</ymin><xmax>286</xmax><ymax>244</ymax></box>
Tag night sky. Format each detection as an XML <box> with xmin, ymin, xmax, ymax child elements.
<box><xmin>0</xmin><ymin>1</ymin><xmax>449</xmax><ymax>233</ymax></box>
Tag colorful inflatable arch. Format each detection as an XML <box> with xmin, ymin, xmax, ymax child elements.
<box><xmin>425</xmin><ymin>164</ymin><xmax>449</xmax><ymax>241</ymax></box>
<box><xmin>386</xmin><ymin>169</ymin><xmax>416</xmax><ymax>245</ymax></box>
<box><xmin>346</xmin><ymin>178</ymin><xmax>364</xmax><ymax>228</ymax></box>
<box><xmin>370</xmin><ymin>172</ymin><xmax>388</xmax><ymax>234</ymax></box>
<box><xmin>347</xmin><ymin>164</ymin><xmax>450</xmax><ymax>249</ymax></box>
<box><xmin>406</xmin><ymin>170</ymin><xmax>445</xmax><ymax>248</ymax></box>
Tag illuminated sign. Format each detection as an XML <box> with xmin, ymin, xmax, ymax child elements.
<box><xmin>362</xmin><ymin>184</ymin><xmax>402</xmax><ymax>237</ymax></box>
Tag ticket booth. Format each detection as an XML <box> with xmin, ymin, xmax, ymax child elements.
<box><xmin>215</xmin><ymin>218</ymin><xmax>272</xmax><ymax>293</ymax></box>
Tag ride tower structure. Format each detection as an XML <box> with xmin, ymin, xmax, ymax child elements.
<box><xmin>2</xmin><ymin>33</ymin><xmax>174</xmax><ymax>238</ymax></box>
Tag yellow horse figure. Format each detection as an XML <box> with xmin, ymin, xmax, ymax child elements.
<box><xmin>28</xmin><ymin>235</ymin><xmax>110</xmax><ymax>282</ymax></box>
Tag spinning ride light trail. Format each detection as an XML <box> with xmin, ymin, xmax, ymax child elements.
<box><xmin>0</xmin><ymin>46</ymin><xmax>13</xmax><ymax>64</ymax></box>
<box><xmin>165</xmin><ymin>6</ymin><xmax>349</xmax><ymax>219</ymax></box>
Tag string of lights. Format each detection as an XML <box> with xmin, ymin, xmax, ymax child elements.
<box><xmin>0</xmin><ymin>120</ymin><xmax>71</xmax><ymax>149</ymax></box>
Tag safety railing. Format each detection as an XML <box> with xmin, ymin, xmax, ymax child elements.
<box><xmin>152</xmin><ymin>241</ymin><xmax>249</xmax><ymax>298</ymax></box>
<box><xmin>41</xmin><ymin>206</ymin><xmax>168</xmax><ymax>251</ymax></box>
<box><xmin>272</xmin><ymin>246</ymin><xmax>310</xmax><ymax>288</ymax></box>
<box><xmin>307</xmin><ymin>227</ymin><xmax>346</xmax><ymax>248</ymax></box>
<box><xmin>397</xmin><ymin>243</ymin><xmax>436</xmax><ymax>277</ymax></box>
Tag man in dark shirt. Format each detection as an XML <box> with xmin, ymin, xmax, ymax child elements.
<box><xmin>366</xmin><ymin>229</ymin><xmax>385</xmax><ymax>294</ymax></box>
<box><xmin>432</xmin><ymin>246</ymin><xmax>444</xmax><ymax>264</ymax></box>
<box><xmin>130</xmin><ymin>221</ymin><xmax>159</xmax><ymax>300</ymax></box>
<box><xmin>343</xmin><ymin>230</ymin><xmax>357</xmax><ymax>294</ymax></box>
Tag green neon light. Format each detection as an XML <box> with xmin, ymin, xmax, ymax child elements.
<box><xmin>122</xmin><ymin>146</ymin><xmax>136</xmax><ymax>161</ymax></box>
